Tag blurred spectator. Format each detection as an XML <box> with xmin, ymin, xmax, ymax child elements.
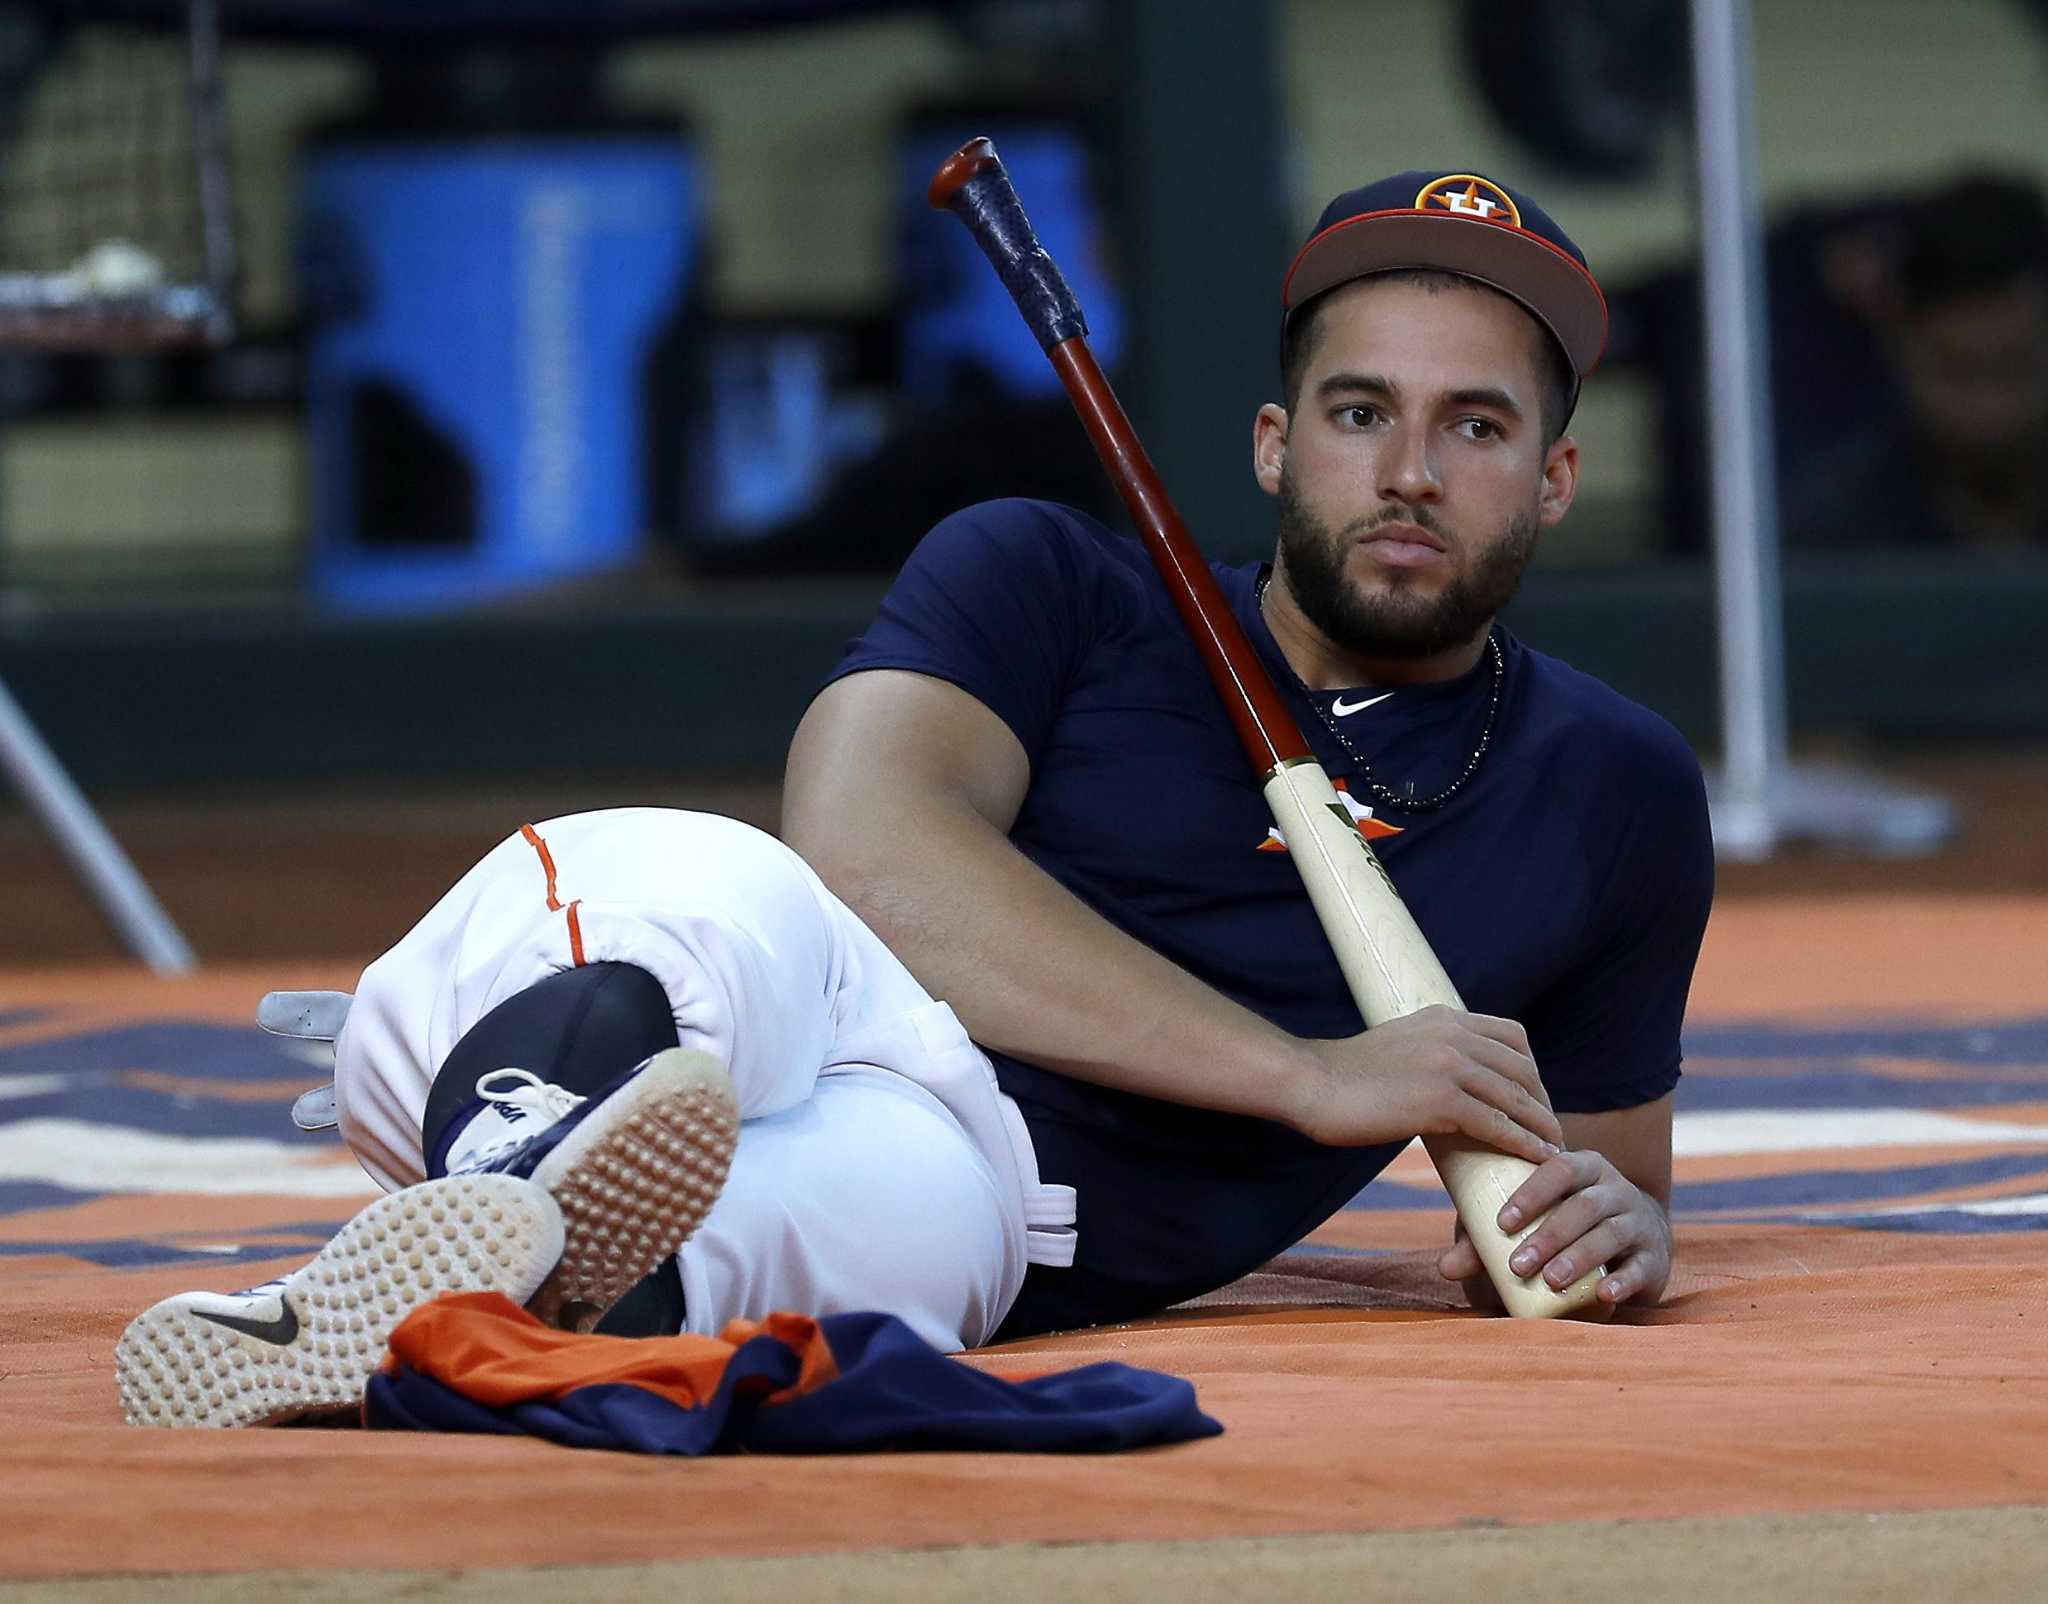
<box><xmin>1614</xmin><ymin>170</ymin><xmax>2048</xmax><ymax>555</ymax></box>
<box><xmin>1784</xmin><ymin>172</ymin><xmax>2048</xmax><ymax>551</ymax></box>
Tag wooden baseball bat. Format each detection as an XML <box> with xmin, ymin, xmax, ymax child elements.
<box><xmin>930</xmin><ymin>136</ymin><xmax>1605</xmax><ymax>1319</ymax></box>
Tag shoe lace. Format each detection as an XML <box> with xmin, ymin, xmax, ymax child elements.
<box><xmin>456</xmin><ymin>1069</ymin><xmax>589</xmax><ymax>1165</ymax></box>
<box><xmin>475</xmin><ymin>1067</ymin><xmax>586</xmax><ymax>1121</ymax></box>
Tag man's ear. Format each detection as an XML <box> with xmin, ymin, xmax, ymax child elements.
<box><xmin>1538</xmin><ymin>434</ymin><xmax>1580</xmax><ymax>527</ymax></box>
<box><xmin>1253</xmin><ymin>402</ymin><xmax>1289</xmax><ymax>497</ymax></box>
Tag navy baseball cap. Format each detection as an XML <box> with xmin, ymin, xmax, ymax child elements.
<box><xmin>1282</xmin><ymin>170</ymin><xmax>1609</xmax><ymax>397</ymax></box>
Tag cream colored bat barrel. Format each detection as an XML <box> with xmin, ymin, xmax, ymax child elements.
<box><xmin>1262</xmin><ymin>756</ymin><xmax>1607</xmax><ymax>1319</ymax></box>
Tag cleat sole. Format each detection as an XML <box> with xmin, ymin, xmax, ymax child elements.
<box><xmin>114</xmin><ymin>1173</ymin><xmax>564</xmax><ymax>1429</ymax></box>
<box><xmin>524</xmin><ymin>1047</ymin><xmax>739</xmax><ymax>1332</ymax></box>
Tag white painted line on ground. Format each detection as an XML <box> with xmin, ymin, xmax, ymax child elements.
<box><xmin>1673</xmin><ymin>1108</ymin><xmax>2048</xmax><ymax>1158</ymax></box>
<box><xmin>0</xmin><ymin>1119</ymin><xmax>379</xmax><ymax>1198</ymax></box>
<box><xmin>1849</xmin><ymin>1192</ymin><xmax>2048</xmax><ymax>1219</ymax></box>
<box><xmin>0</xmin><ymin>1074</ymin><xmax>70</xmax><ymax>1102</ymax></box>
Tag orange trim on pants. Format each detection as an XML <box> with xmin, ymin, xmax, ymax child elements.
<box><xmin>520</xmin><ymin>824</ymin><xmax>585</xmax><ymax>966</ymax></box>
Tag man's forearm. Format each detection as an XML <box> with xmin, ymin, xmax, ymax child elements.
<box><xmin>791</xmin><ymin>787</ymin><xmax>1315</xmax><ymax>1129</ymax></box>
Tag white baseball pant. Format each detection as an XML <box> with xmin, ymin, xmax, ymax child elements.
<box><xmin>331</xmin><ymin>807</ymin><xmax>1075</xmax><ymax>1351</ymax></box>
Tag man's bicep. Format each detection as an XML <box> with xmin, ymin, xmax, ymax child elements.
<box><xmin>1560</xmin><ymin>1093</ymin><xmax>1673</xmax><ymax>1208</ymax></box>
<box><xmin>1524</xmin><ymin>735</ymin><xmax>1712</xmax><ymax>1135</ymax></box>
<box><xmin>784</xmin><ymin>670</ymin><xmax>1032</xmax><ymax>854</ymax></box>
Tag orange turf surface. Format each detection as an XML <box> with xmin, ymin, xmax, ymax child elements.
<box><xmin>3</xmin><ymin>897</ymin><xmax>2045</xmax><ymax>1579</ymax></box>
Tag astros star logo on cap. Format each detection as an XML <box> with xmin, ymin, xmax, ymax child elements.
<box><xmin>1280</xmin><ymin>167</ymin><xmax>1610</xmax><ymax>397</ymax></box>
<box><xmin>1414</xmin><ymin>174</ymin><xmax>1521</xmax><ymax>228</ymax></box>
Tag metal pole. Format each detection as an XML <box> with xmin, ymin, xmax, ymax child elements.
<box><xmin>0</xmin><ymin>679</ymin><xmax>195</xmax><ymax>972</ymax></box>
<box><xmin>185</xmin><ymin>0</ymin><xmax>239</xmax><ymax>345</ymax></box>
<box><xmin>1682</xmin><ymin>0</ymin><xmax>1956</xmax><ymax>858</ymax></box>
<box><xmin>1689</xmin><ymin>0</ymin><xmax>1788</xmax><ymax>858</ymax></box>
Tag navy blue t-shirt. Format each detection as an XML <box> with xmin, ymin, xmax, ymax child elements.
<box><xmin>823</xmin><ymin>498</ymin><xmax>1714</xmax><ymax>1337</ymax></box>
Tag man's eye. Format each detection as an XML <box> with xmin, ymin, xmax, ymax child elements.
<box><xmin>1458</xmin><ymin>417</ymin><xmax>1501</xmax><ymax>440</ymax></box>
<box><xmin>1338</xmin><ymin>405</ymin><xmax>1379</xmax><ymax>427</ymax></box>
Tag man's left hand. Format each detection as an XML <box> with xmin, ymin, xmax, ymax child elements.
<box><xmin>1435</xmin><ymin>1148</ymin><xmax>1672</xmax><ymax>1309</ymax></box>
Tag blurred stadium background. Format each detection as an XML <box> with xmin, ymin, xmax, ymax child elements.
<box><xmin>0</xmin><ymin>0</ymin><xmax>2045</xmax><ymax>965</ymax></box>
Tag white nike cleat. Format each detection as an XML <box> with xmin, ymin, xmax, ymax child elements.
<box><xmin>439</xmin><ymin>1047</ymin><xmax>740</xmax><ymax>1332</ymax></box>
<box><xmin>115</xmin><ymin>1173</ymin><xmax>564</xmax><ymax>1429</ymax></box>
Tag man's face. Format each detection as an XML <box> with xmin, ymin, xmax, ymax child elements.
<box><xmin>1895</xmin><ymin>275</ymin><xmax>2048</xmax><ymax>468</ymax></box>
<box><xmin>1256</xmin><ymin>276</ymin><xmax>1575</xmax><ymax>660</ymax></box>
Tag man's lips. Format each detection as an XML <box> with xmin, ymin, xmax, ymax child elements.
<box><xmin>1358</xmin><ymin>522</ymin><xmax>1448</xmax><ymax>567</ymax></box>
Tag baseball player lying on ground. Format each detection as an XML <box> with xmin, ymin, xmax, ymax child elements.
<box><xmin>118</xmin><ymin>168</ymin><xmax>1712</xmax><ymax>1428</ymax></box>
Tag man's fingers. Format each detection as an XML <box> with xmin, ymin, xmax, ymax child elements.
<box><xmin>1461</xmin><ymin>1010</ymin><xmax>1534</xmax><ymax>1061</ymax></box>
<box><xmin>1441</xmin><ymin>1223</ymin><xmax>1505</xmax><ymax>1310</ymax></box>
<box><xmin>1437</xmin><ymin>1234</ymin><xmax>1483</xmax><ymax>1282</ymax></box>
<box><xmin>1535</xmin><ymin>1217</ymin><xmax>1632</xmax><ymax>1291</ymax></box>
<box><xmin>1497</xmin><ymin>1150</ymin><xmax>1597</xmax><ymax>1232</ymax></box>
<box><xmin>1462</xmin><ymin>1029</ymin><xmax>1551</xmax><ymax>1110</ymax></box>
<box><xmin>1597</xmin><ymin>1258</ymin><xmax>1650</xmax><ymax>1305</ymax></box>
<box><xmin>1461</xmin><ymin>1065</ymin><xmax>1565</xmax><ymax>1152</ymax></box>
<box><xmin>1458</xmin><ymin>1095</ymin><xmax>1560</xmax><ymax>1164</ymax></box>
<box><xmin>1509</xmin><ymin>1183</ymin><xmax>1616</xmax><ymax>1270</ymax></box>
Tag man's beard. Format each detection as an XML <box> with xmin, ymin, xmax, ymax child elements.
<box><xmin>1272</xmin><ymin>469</ymin><xmax>1539</xmax><ymax>660</ymax></box>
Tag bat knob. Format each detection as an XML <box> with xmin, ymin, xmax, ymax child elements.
<box><xmin>925</xmin><ymin>136</ymin><xmax>1087</xmax><ymax>353</ymax></box>
<box><xmin>928</xmin><ymin>137</ymin><xmax>1001</xmax><ymax>210</ymax></box>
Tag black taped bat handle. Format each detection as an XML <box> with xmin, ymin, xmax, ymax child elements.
<box><xmin>927</xmin><ymin>137</ymin><xmax>1088</xmax><ymax>352</ymax></box>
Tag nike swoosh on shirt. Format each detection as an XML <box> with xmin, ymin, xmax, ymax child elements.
<box><xmin>1331</xmin><ymin>692</ymin><xmax>1395</xmax><ymax>717</ymax></box>
<box><xmin>193</xmin><ymin>1299</ymin><xmax>300</xmax><ymax>1346</ymax></box>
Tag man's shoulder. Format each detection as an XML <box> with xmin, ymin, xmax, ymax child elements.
<box><xmin>901</xmin><ymin>498</ymin><xmax>1203</xmax><ymax>635</ymax></box>
<box><xmin>1515</xmin><ymin>639</ymin><xmax>1704</xmax><ymax>797</ymax></box>
<box><xmin>917</xmin><ymin>497</ymin><xmax>1126</xmax><ymax>564</ymax></box>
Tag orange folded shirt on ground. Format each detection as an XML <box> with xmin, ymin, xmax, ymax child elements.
<box><xmin>364</xmin><ymin>1292</ymin><xmax>1222</xmax><ymax>1455</ymax></box>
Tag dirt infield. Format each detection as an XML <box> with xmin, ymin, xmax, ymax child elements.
<box><xmin>3</xmin><ymin>894</ymin><xmax>2045</xmax><ymax>1597</ymax></box>
<box><xmin>8</xmin><ymin>1508</ymin><xmax>2045</xmax><ymax>1604</ymax></box>
<box><xmin>2</xmin><ymin>750</ymin><xmax>2045</xmax><ymax>968</ymax></box>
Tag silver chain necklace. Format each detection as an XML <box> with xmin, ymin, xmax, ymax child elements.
<box><xmin>1255</xmin><ymin>570</ymin><xmax>1503</xmax><ymax>815</ymax></box>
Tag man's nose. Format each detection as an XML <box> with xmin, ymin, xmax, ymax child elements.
<box><xmin>1379</xmin><ymin>423</ymin><xmax>1443</xmax><ymax>504</ymax></box>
